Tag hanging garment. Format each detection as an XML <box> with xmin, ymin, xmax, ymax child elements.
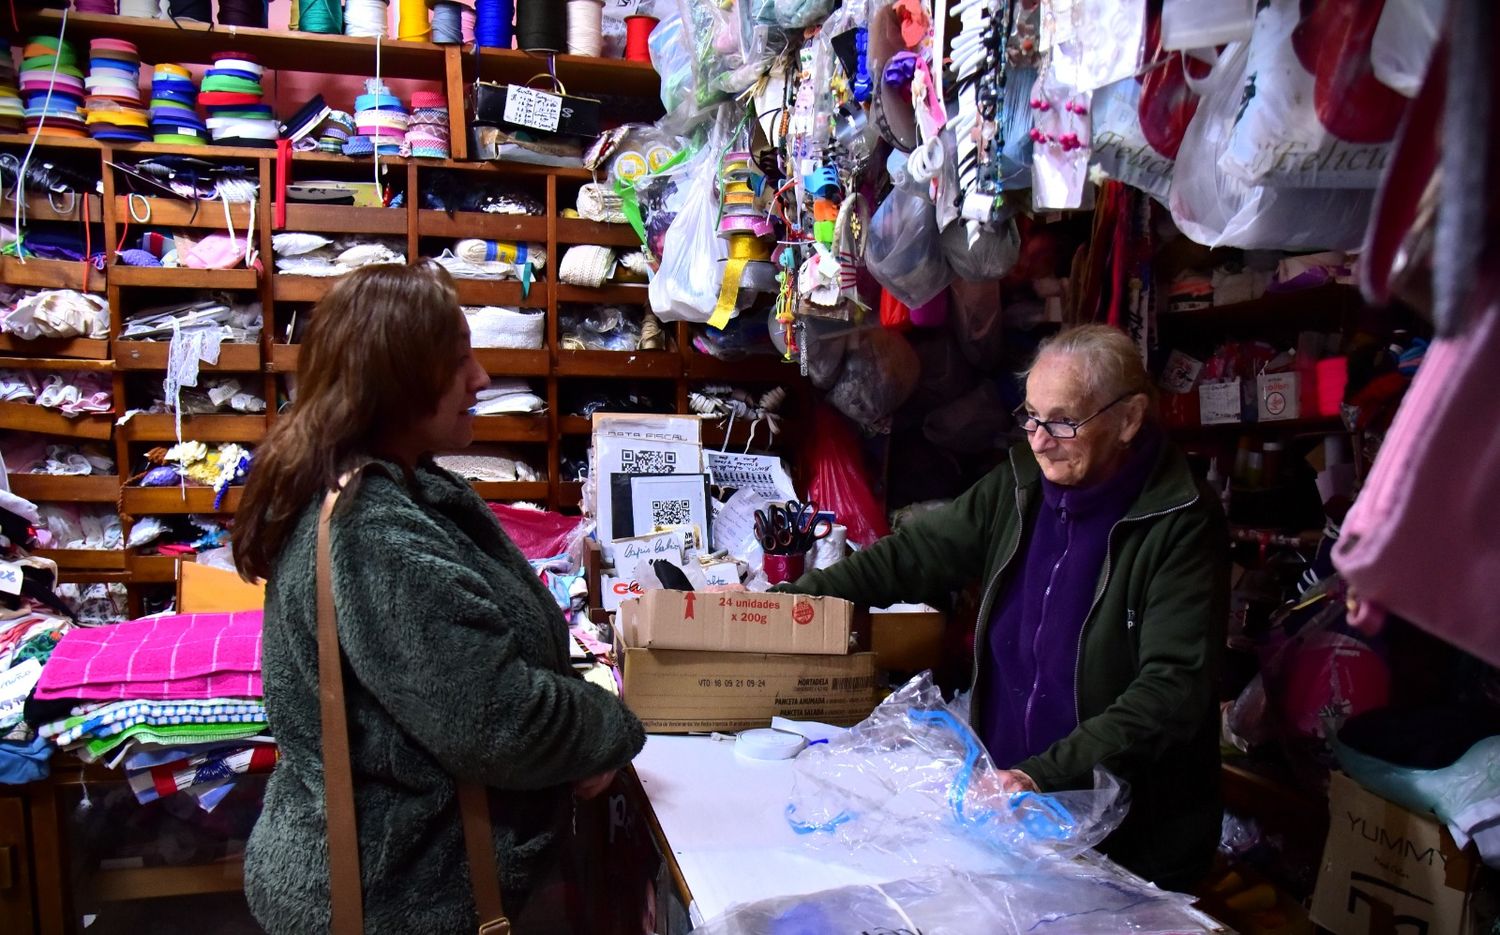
<box><xmin>1333</xmin><ymin>291</ymin><xmax>1500</xmax><ymax>667</ymax></box>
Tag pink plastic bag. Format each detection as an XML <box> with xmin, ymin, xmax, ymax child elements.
<box><xmin>488</xmin><ymin>503</ymin><xmax>587</xmax><ymax>560</ymax></box>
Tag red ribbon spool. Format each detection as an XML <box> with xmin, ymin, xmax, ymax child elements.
<box><xmin>624</xmin><ymin>14</ymin><xmax>657</xmax><ymax>63</ymax></box>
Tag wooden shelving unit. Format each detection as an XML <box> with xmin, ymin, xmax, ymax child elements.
<box><xmin>417</xmin><ymin>211</ymin><xmax>547</xmax><ymax>240</ymax></box>
<box><xmin>113</xmin><ymin>196</ymin><xmax>254</xmax><ymax>230</ymax></box>
<box><xmin>0</xmin><ymin>402</ymin><xmax>113</xmax><ymax>440</ymax></box>
<box><xmin>282</xmin><ymin>204</ymin><xmax>406</xmax><ymax>235</ymax></box>
<box><xmin>113</xmin><ymin>342</ymin><xmax>263</xmax><ymax>372</ymax></box>
<box><xmin>6</xmin><ymin>474</ymin><xmax>120</xmax><ymax>503</ymax></box>
<box><xmin>121</xmin><ymin>486</ymin><xmax>244</xmax><ymax>514</ymax></box>
<box><xmin>109</xmin><ymin>266</ymin><xmax>259</xmax><ymax>290</ymax></box>
<box><xmin>119</xmin><ymin>414</ymin><xmax>268</xmax><ymax>443</ymax></box>
<box><xmin>0</xmin><ymin>336</ymin><xmax>110</xmax><ymax>359</ymax></box>
<box><xmin>471</xmin><ymin>415</ymin><xmax>549</xmax><ymax>443</ymax></box>
<box><xmin>0</xmin><ymin>256</ymin><xmax>104</xmax><ymax>292</ymax></box>
<box><xmin>33</xmin><ymin>548</ymin><xmax>127</xmax><ymax>571</ymax></box>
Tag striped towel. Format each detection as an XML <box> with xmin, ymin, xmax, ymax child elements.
<box><xmin>33</xmin><ymin>611</ymin><xmax>263</xmax><ymax>701</ymax></box>
<box><xmin>126</xmin><ymin>742</ymin><xmax>279</xmax><ymax>805</ymax></box>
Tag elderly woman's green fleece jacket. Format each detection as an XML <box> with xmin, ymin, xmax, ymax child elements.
<box><xmin>245</xmin><ymin>462</ymin><xmax>645</xmax><ymax>934</ymax></box>
<box><xmin>779</xmin><ymin>441</ymin><xmax>1227</xmax><ymax>889</ymax></box>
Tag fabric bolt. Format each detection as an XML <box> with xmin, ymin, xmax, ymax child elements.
<box><xmin>41</xmin><ymin>698</ymin><xmax>268</xmax><ymax>747</ymax></box>
<box><xmin>126</xmin><ymin>742</ymin><xmax>279</xmax><ymax>804</ymax></box>
<box><xmin>33</xmin><ymin>611</ymin><xmax>264</xmax><ymax>702</ymax></box>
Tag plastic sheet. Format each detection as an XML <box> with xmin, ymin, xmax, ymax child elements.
<box><xmin>803</xmin><ymin>404</ymin><xmax>891</xmax><ymax>547</ymax></box>
<box><xmin>694</xmin><ymin>863</ymin><xmax>1209</xmax><ymax>935</ymax></box>
<box><xmin>488</xmin><ymin>502</ymin><xmax>589</xmax><ymax>563</ymax></box>
<box><xmin>786</xmin><ymin>673</ymin><xmax>1129</xmax><ymax>867</ymax></box>
<box><xmin>824</xmin><ymin>326</ymin><xmax>920</xmax><ymax>428</ymax></box>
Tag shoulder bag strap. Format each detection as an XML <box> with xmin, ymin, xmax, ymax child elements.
<box><xmin>317</xmin><ymin>482</ymin><xmax>511</xmax><ymax>935</ymax></box>
<box><xmin>317</xmin><ymin>488</ymin><xmax>364</xmax><ymax>935</ymax></box>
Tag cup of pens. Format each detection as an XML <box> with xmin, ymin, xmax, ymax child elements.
<box><xmin>756</xmin><ymin>500</ymin><xmax>833</xmax><ymax>586</ymax></box>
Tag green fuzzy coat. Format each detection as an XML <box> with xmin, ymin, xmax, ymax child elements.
<box><xmin>245</xmin><ymin>461</ymin><xmax>644</xmax><ymax>934</ymax></box>
<box><xmin>778</xmin><ymin>442</ymin><xmax>1227</xmax><ymax>889</ymax></box>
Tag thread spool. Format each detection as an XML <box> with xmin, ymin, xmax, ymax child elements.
<box><xmin>167</xmin><ymin>0</ymin><xmax>211</xmax><ymax>22</ymax></box>
<box><xmin>565</xmin><ymin>0</ymin><xmax>603</xmax><ymax>56</ymax></box>
<box><xmin>343</xmin><ymin>0</ymin><xmax>389</xmax><ymax>37</ymax></box>
<box><xmin>624</xmin><ymin>14</ymin><xmax>656</xmax><ymax>62</ymax></box>
<box><xmin>74</xmin><ymin>0</ymin><xmax>117</xmax><ymax>14</ymax></box>
<box><xmin>217</xmin><ymin>0</ymin><xmax>268</xmax><ymax>27</ymax></box>
<box><xmin>119</xmin><ymin>0</ymin><xmax>159</xmax><ymax>17</ymax></box>
<box><xmin>396</xmin><ymin>0</ymin><xmax>430</xmax><ymax>41</ymax></box>
<box><xmin>516</xmin><ymin>0</ymin><xmax>564</xmax><ymax>53</ymax></box>
<box><xmin>298</xmin><ymin>0</ymin><xmax>344</xmax><ymax>34</ymax></box>
<box><xmin>460</xmin><ymin>4</ymin><xmax>476</xmax><ymax>41</ymax></box>
<box><xmin>474</xmin><ymin>0</ymin><xmax>513</xmax><ymax>49</ymax></box>
<box><xmin>430</xmin><ymin>1</ymin><xmax>466</xmax><ymax>44</ymax></box>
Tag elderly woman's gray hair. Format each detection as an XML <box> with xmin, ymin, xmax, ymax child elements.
<box><xmin>1030</xmin><ymin>324</ymin><xmax>1156</xmax><ymax>409</ymax></box>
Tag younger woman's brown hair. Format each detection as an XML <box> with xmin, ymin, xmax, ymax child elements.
<box><xmin>233</xmin><ymin>263</ymin><xmax>464</xmax><ymax>581</ymax></box>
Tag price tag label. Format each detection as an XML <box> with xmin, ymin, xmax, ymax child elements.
<box><xmin>0</xmin><ymin>658</ymin><xmax>42</xmax><ymax>724</ymax></box>
<box><xmin>0</xmin><ymin>561</ymin><xmax>23</xmax><ymax>596</ymax></box>
<box><xmin>503</xmin><ymin>85</ymin><xmax>563</xmax><ymax>134</ymax></box>
<box><xmin>601</xmin><ymin>0</ymin><xmax>642</xmax><ymax>17</ymax></box>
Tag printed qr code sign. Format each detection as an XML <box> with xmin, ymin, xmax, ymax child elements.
<box><xmin>651</xmin><ymin>499</ymin><xmax>692</xmax><ymax>527</ymax></box>
<box><xmin>621</xmin><ymin>449</ymin><xmax>679</xmax><ymax>474</ymax></box>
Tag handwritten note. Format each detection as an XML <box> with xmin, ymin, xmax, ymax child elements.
<box><xmin>0</xmin><ymin>561</ymin><xmax>23</xmax><ymax>596</ymax></box>
<box><xmin>706</xmin><ymin>452</ymin><xmax>797</xmax><ymax>501</ymax></box>
<box><xmin>612</xmin><ymin>531</ymin><xmax>687</xmax><ymax>567</ymax></box>
<box><xmin>713</xmin><ymin>488</ymin><xmax>770</xmax><ymax>554</ymax></box>
<box><xmin>503</xmin><ymin>85</ymin><xmax>563</xmax><ymax>133</ymax></box>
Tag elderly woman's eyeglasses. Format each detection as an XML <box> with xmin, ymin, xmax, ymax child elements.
<box><xmin>1014</xmin><ymin>392</ymin><xmax>1137</xmax><ymax>439</ymax></box>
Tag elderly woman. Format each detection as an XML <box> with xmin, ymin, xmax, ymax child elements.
<box><xmin>779</xmin><ymin>324</ymin><xmax>1227</xmax><ymax>891</ymax></box>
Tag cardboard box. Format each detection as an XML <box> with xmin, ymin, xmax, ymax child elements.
<box><xmin>620</xmin><ymin>639</ymin><xmax>879</xmax><ymax>733</ymax></box>
<box><xmin>622</xmin><ymin>590</ymin><xmax>854</xmax><ymax>655</ymax></box>
<box><xmin>1311</xmin><ymin>771</ymin><xmax>1480</xmax><ymax>935</ymax></box>
<box><xmin>179</xmin><ymin>561</ymin><xmax>265</xmax><ymax>613</ymax></box>
<box><xmin>1257</xmin><ymin>372</ymin><xmax>1300</xmax><ymax>422</ymax></box>
<box><xmin>869</xmin><ymin>605</ymin><xmax>946</xmax><ymax>672</ymax></box>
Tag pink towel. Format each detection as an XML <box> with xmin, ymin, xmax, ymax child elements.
<box><xmin>34</xmin><ymin>611</ymin><xmax>264</xmax><ymax>701</ymax></box>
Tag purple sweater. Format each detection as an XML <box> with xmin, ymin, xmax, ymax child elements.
<box><xmin>982</xmin><ymin>431</ymin><xmax>1162</xmax><ymax>770</ymax></box>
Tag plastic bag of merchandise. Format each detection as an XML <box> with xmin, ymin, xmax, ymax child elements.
<box><xmin>948</xmin><ymin>278</ymin><xmax>1006</xmax><ymax>369</ymax></box>
<box><xmin>649</xmin><ymin>6</ymin><xmax>703</xmax><ymax>122</ymax></box>
<box><xmin>786</xmin><ymin>672</ymin><xmax>1130</xmax><ymax>868</ymax></box>
<box><xmin>647</xmin><ymin>114</ymin><xmax>731</xmax><ymax>321</ymax></box>
<box><xmin>823</xmin><ymin>326</ymin><xmax>920</xmax><ymax>428</ymax></box>
<box><xmin>803</xmin><ymin>404</ymin><xmax>891</xmax><ymax>547</ymax></box>
<box><xmin>1220</xmin><ymin>0</ymin><xmax>1411</xmax><ymax>190</ymax></box>
<box><xmin>942</xmin><ymin>219</ymin><xmax>1020</xmax><ymax>281</ymax></box>
<box><xmin>759</xmin><ymin>0</ymin><xmax>833</xmax><ymax>29</ymax></box>
<box><xmin>865</xmin><ymin>177</ymin><xmax>952</xmax><ymax>307</ymax></box>
<box><xmin>677</xmin><ymin>0</ymin><xmax>773</xmax><ymax>109</ymax></box>
<box><xmin>1168</xmin><ymin>40</ymin><xmax>1374</xmax><ymax>249</ymax></box>
<box><xmin>694</xmin><ymin>864</ymin><xmax>1209</xmax><ymax>935</ymax></box>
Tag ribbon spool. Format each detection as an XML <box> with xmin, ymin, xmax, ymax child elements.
<box><xmin>397</xmin><ymin>0</ymin><xmax>431</xmax><ymax>41</ymax></box>
<box><xmin>734</xmin><ymin>728</ymin><xmax>807</xmax><ymax>761</ymax></box>
<box><xmin>624</xmin><ymin>14</ymin><xmax>656</xmax><ymax>62</ymax></box>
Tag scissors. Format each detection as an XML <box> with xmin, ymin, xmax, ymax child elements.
<box><xmin>756</xmin><ymin>500</ymin><xmax>834</xmax><ymax>554</ymax></box>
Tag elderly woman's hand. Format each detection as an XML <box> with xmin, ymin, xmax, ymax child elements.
<box><xmin>572</xmin><ymin>769</ymin><xmax>617</xmax><ymax>800</ymax></box>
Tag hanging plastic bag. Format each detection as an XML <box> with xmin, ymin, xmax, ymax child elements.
<box><xmin>1168</xmin><ymin>40</ymin><xmax>1374</xmax><ymax>249</ymax></box>
<box><xmin>1370</xmin><ymin>0</ymin><xmax>1444</xmax><ymax>98</ymax></box>
<box><xmin>948</xmin><ymin>278</ymin><xmax>1006</xmax><ymax>369</ymax></box>
<box><xmin>1160</xmin><ymin>0</ymin><xmax>1255</xmax><ymax>51</ymax></box>
<box><xmin>1221</xmin><ymin>0</ymin><xmax>1409</xmax><ymax>189</ymax></box>
<box><xmin>865</xmin><ymin>183</ymin><xmax>952</xmax><ymax>307</ymax></box>
<box><xmin>649</xmin><ymin>6</ymin><xmax>704</xmax><ymax>123</ymax></box>
<box><xmin>803</xmin><ymin>404</ymin><xmax>891</xmax><ymax>547</ymax></box>
<box><xmin>824</xmin><ymin>326</ymin><xmax>920</xmax><ymax>429</ymax></box>
<box><xmin>647</xmin><ymin>116</ymin><xmax>730</xmax><ymax>323</ymax></box>
<box><xmin>786</xmin><ymin>672</ymin><xmax>1130</xmax><ymax>868</ymax></box>
<box><xmin>941</xmin><ymin>219</ymin><xmax>1020</xmax><ymax>280</ymax></box>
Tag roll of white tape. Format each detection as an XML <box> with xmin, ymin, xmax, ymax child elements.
<box><xmin>812</xmin><ymin>524</ymin><xmax>849</xmax><ymax>570</ymax></box>
<box><xmin>735</xmin><ymin>728</ymin><xmax>808</xmax><ymax>761</ymax></box>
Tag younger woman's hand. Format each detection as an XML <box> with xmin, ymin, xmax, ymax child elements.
<box><xmin>572</xmin><ymin>769</ymin><xmax>617</xmax><ymax>801</ymax></box>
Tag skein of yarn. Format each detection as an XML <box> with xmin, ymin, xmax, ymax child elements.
<box><xmin>298</xmin><ymin>0</ymin><xmax>344</xmax><ymax>34</ymax></box>
<box><xmin>565</xmin><ymin>0</ymin><xmax>603</xmax><ymax>56</ymax></box>
<box><xmin>515</xmin><ymin>0</ymin><xmax>564</xmax><ymax>53</ymax></box>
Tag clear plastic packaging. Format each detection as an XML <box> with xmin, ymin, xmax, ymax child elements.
<box><xmin>865</xmin><ymin>182</ymin><xmax>953</xmax><ymax>308</ymax></box>
<box><xmin>694</xmin><ymin>864</ymin><xmax>1210</xmax><ymax>935</ymax></box>
<box><xmin>942</xmin><ymin>219</ymin><xmax>1021</xmax><ymax>281</ymax></box>
<box><xmin>1161</xmin><ymin>0</ymin><xmax>1255</xmax><ymax>51</ymax></box>
<box><xmin>786</xmin><ymin>672</ymin><xmax>1130</xmax><ymax>868</ymax></box>
<box><xmin>647</xmin><ymin>116</ymin><xmax>730</xmax><ymax>323</ymax></box>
